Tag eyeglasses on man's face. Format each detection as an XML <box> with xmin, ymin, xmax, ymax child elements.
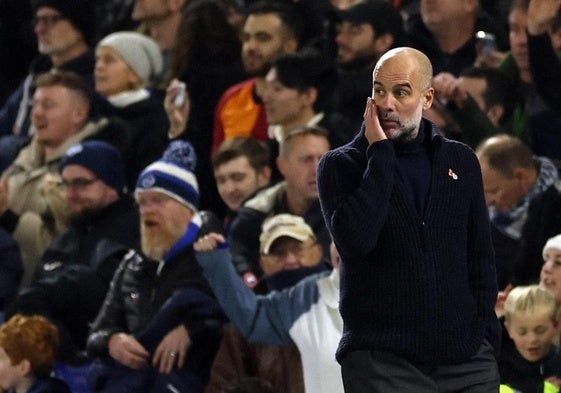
<box><xmin>32</xmin><ymin>14</ymin><xmax>66</xmax><ymax>28</ymax></box>
<box><xmin>57</xmin><ymin>177</ymin><xmax>99</xmax><ymax>191</ymax></box>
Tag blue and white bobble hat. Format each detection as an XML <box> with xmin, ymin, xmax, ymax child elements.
<box><xmin>135</xmin><ymin>140</ymin><xmax>199</xmax><ymax>212</ymax></box>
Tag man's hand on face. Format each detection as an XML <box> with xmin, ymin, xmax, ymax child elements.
<box><xmin>363</xmin><ymin>97</ymin><xmax>387</xmax><ymax>145</ymax></box>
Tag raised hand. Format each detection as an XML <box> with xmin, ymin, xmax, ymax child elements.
<box><xmin>363</xmin><ymin>97</ymin><xmax>387</xmax><ymax>145</ymax></box>
<box><xmin>527</xmin><ymin>0</ymin><xmax>561</xmax><ymax>35</ymax></box>
<box><xmin>194</xmin><ymin>232</ymin><xmax>225</xmax><ymax>253</ymax></box>
<box><xmin>164</xmin><ymin>79</ymin><xmax>191</xmax><ymax>139</ymax></box>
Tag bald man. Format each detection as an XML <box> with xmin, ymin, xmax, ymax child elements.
<box><xmin>318</xmin><ymin>47</ymin><xmax>499</xmax><ymax>392</ymax></box>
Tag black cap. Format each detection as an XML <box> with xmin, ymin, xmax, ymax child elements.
<box><xmin>31</xmin><ymin>0</ymin><xmax>96</xmax><ymax>46</ymax></box>
<box><xmin>331</xmin><ymin>0</ymin><xmax>404</xmax><ymax>45</ymax></box>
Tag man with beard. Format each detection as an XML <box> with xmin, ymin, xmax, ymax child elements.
<box><xmin>5</xmin><ymin>140</ymin><xmax>139</xmax><ymax>363</ymax></box>
<box><xmin>86</xmin><ymin>141</ymin><xmax>225</xmax><ymax>393</ymax></box>
<box><xmin>317</xmin><ymin>47</ymin><xmax>500</xmax><ymax>391</ymax></box>
<box><xmin>327</xmin><ymin>0</ymin><xmax>405</xmax><ymax>139</ymax></box>
<box><xmin>0</xmin><ymin>0</ymin><xmax>96</xmax><ymax>172</ymax></box>
<box><xmin>211</xmin><ymin>0</ymin><xmax>302</xmax><ymax>153</ymax></box>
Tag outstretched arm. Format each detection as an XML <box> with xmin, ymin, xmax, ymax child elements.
<box><xmin>194</xmin><ymin>234</ymin><xmax>314</xmax><ymax>345</ymax></box>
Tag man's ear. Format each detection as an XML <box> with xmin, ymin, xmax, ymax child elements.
<box><xmin>283</xmin><ymin>38</ymin><xmax>298</xmax><ymax>54</ymax></box>
<box><xmin>423</xmin><ymin>87</ymin><xmax>435</xmax><ymax>110</ymax></box>
<box><xmin>486</xmin><ymin>105</ymin><xmax>504</xmax><ymax>127</ymax></box>
<box><xmin>257</xmin><ymin>166</ymin><xmax>272</xmax><ymax>187</ymax></box>
<box><xmin>310</xmin><ymin>243</ymin><xmax>323</xmax><ymax>266</ymax></box>
<box><xmin>16</xmin><ymin>359</ymin><xmax>33</xmax><ymax>378</ymax></box>
<box><xmin>71</xmin><ymin>101</ymin><xmax>89</xmax><ymax>127</ymax></box>
<box><xmin>302</xmin><ymin>87</ymin><xmax>318</xmax><ymax>108</ymax></box>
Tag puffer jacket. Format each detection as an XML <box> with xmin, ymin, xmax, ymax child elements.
<box><xmin>87</xmin><ymin>246</ymin><xmax>222</xmax><ymax>356</ymax></box>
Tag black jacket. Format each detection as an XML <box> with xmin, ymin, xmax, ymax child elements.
<box><xmin>87</xmin><ymin>244</ymin><xmax>222</xmax><ymax>353</ymax></box>
<box><xmin>96</xmin><ymin>95</ymin><xmax>169</xmax><ymax>190</ymax></box>
<box><xmin>6</xmin><ymin>196</ymin><xmax>139</xmax><ymax>361</ymax></box>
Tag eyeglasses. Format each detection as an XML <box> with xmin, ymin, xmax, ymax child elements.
<box><xmin>32</xmin><ymin>14</ymin><xmax>65</xmax><ymax>27</ymax></box>
<box><xmin>57</xmin><ymin>177</ymin><xmax>99</xmax><ymax>191</ymax></box>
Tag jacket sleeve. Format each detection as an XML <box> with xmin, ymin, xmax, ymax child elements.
<box><xmin>196</xmin><ymin>248</ymin><xmax>310</xmax><ymax>345</ymax></box>
<box><xmin>86</xmin><ymin>257</ymin><xmax>129</xmax><ymax>358</ymax></box>
<box><xmin>136</xmin><ymin>287</ymin><xmax>227</xmax><ymax>353</ymax></box>
<box><xmin>528</xmin><ymin>33</ymin><xmax>561</xmax><ymax>114</ymax></box>
<box><xmin>317</xmin><ymin>130</ymin><xmax>397</xmax><ymax>260</ymax></box>
<box><xmin>465</xmin><ymin>152</ymin><xmax>500</xmax><ymax>351</ymax></box>
<box><xmin>0</xmin><ymin>228</ymin><xmax>22</xmax><ymax>308</ymax></box>
<box><xmin>228</xmin><ymin>208</ymin><xmax>265</xmax><ymax>277</ymax></box>
<box><xmin>0</xmin><ymin>84</ymin><xmax>24</xmax><ymax>136</ymax></box>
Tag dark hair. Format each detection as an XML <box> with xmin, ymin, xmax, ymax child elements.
<box><xmin>272</xmin><ymin>48</ymin><xmax>338</xmax><ymax>113</ymax></box>
<box><xmin>35</xmin><ymin>70</ymin><xmax>93</xmax><ymax>105</ymax></box>
<box><xmin>170</xmin><ymin>0</ymin><xmax>242</xmax><ymax>80</ymax></box>
<box><xmin>245</xmin><ymin>0</ymin><xmax>304</xmax><ymax>47</ymax></box>
<box><xmin>212</xmin><ymin>137</ymin><xmax>270</xmax><ymax>171</ymax></box>
<box><xmin>460</xmin><ymin>66</ymin><xmax>515</xmax><ymax>127</ymax></box>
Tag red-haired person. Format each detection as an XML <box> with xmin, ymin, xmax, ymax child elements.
<box><xmin>0</xmin><ymin>314</ymin><xmax>70</xmax><ymax>393</ymax></box>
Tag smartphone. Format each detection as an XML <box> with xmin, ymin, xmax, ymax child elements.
<box><xmin>174</xmin><ymin>82</ymin><xmax>186</xmax><ymax>106</ymax></box>
<box><xmin>475</xmin><ymin>31</ymin><xmax>497</xmax><ymax>57</ymax></box>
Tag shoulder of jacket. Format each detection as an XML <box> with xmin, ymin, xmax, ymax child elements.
<box><xmin>122</xmin><ymin>249</ymin><xmax>144</xmax><ymax>267</ymax></box>
<box><xmin>244</xmin><ymin>182</ymin><xmax>285</xmax><ymax>212</ymax></box>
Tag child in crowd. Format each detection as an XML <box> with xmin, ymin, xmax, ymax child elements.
<box><xmin>0</xmin><ymin>314</ymin><xmax>70</xmax><ymax>393</ymax></box>
<box><xmin>500</xmin><ymin>285</ymin><xmax>561</xmax><ymax>392</ymax></box>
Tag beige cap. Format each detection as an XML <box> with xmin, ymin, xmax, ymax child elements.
<box><xmin>259</xmin><ymin>214</ymin><xmax>315</xmax><ymax>255</ymax></box>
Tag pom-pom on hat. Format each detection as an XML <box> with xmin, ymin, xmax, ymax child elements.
<box><xmin>32</xmin><ymin>0</ymin><xmax>96</xmax><ymax>46</ymax></box>
<box><xmin>97</xmin><ymin>31</ymin><xmax>163</xmax><ymax>85</ymax></box>
<box><xmin>59</xmin><ymin>140</ymin><xmax>126</xmax><ymax>193</ymax></box>
<box><xmin>259</xmin><ymin>214</ymin><xmax>315</xmax><ymax>255</ymax></box>
<box><xmin>543</xmin><ymin>234</ymin><xmax>561</xmax><ymax>260</ymax></box>
<box><xmin>135</xmin><ymin>141</ymin><xmax>199</xmax><ymax>212</ymax></box>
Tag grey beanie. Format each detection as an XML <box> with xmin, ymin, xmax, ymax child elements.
<box><xmin>97</xmin><ymin>32</ymin><xmax>163</xmax><ymax>85</ymax></box>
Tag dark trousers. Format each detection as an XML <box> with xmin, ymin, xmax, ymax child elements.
<box><xmin>341</xmin><ymin>340</ymin><xmax>499</xmax><ymax>393</ymax></box>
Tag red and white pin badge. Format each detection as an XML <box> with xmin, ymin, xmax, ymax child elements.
<box><xmin>448</xmin><ymin>168</ymin><xmax>458</xmax><ymax>180</ymax></box>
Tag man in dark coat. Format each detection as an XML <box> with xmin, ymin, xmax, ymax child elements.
<box><xmin>86</xmin><ymin>141</ymin><xmax>225</xmax><ymax>393</ymax></box>
<box><xmin>6</xmin><ymin>140</ymin><xmax>140</xmax><ymax>362</ymax></box>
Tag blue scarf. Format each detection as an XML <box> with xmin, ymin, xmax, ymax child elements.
<box><xmin>491</xmin><ymin>156</ymin><xmax>558</xmax><ymax>239</ymax></box>
<box><xmin>163</xmin><ymin>213</ymin><xmax>202</xmax><ymax>263</ymax></box>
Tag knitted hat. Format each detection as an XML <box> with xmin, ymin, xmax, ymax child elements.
<box><xmin>31</xmin><ymin>0</ymin><xmax>96</xmax><ymax>46</ymax></box>
<box><xmin>543</xmin><ymin>234</ymin><xmax>561</xmax><ymax>259</ymax></box>
<box><xmin>97</xmin><ymin>32</ymin><xmax>163</xmax><ymax>85</ymax></box>
<box><xmin>260</xmin><ymin>214</ymin><xmax>315</xmax><ymax>255</ymax></box>
<box><xmin>135</xmin><ymin>141</ymin><xmax>199</xmax><ymax>212</ymax></box>
<box><xmin>59</xmin><ymin>140</ymin><xmax>126</xmax><ymax>193</ymax></box>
